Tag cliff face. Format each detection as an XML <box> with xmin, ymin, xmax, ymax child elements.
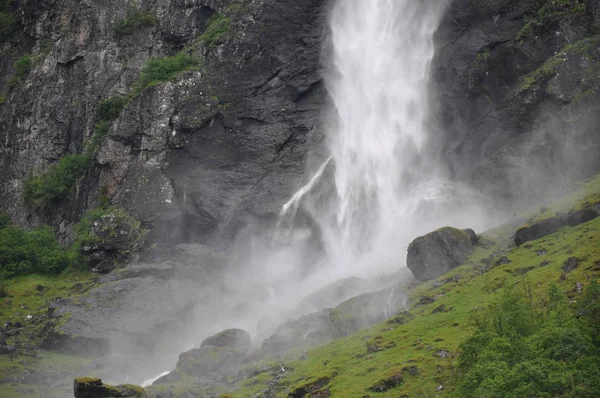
<box><xmin>0</xmin><ymin>0</ymin><xmax>327</xmax><ymax>248</ymax></box>
<box><xmin>433</xmin><ymin>0</ymin><xmax>600</xmax><ymax>203</ymax></box>
<box><xmin>2</xmin><ymin>0</ymin><xmax>600</xmax><ymax>250</ymax></box>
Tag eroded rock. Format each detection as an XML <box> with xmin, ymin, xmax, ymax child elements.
<box><xmin>407</xmin><ymin>227</ymin><xmax>475</xmax><ymax>281</ymax></box>
<box><xmin>73</xmin><ymin>377</ymin><xmax>146</xmax><ymax>398</ymax></box>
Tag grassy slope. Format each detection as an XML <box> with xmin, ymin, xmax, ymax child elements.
<box><xmin>227</xmin><ymin>175</ymin><xmax>600</xmax><ymax>398</ymax></box>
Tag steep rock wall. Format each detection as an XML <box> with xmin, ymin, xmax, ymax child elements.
<box><xmin>433</xmin><ymin>0</ymin><xmax>600</xmax><ymax>204</ymax></box>
<box><xmin>0</xmin><ymin>0</ymin><xmax>327</xmax><ymax>249</ymax></box>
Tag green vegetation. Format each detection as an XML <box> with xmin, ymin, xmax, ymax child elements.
<box><xmin>456</xmin><ymin>284</ymin><xmax>600</xmax><ymax>397</ymax></box>
<box><xmin>23</xmin><ymin>94</ymin><xmax>128</xmax><ymax>207</ymax></box>
<box><xmin>225</xmin><ymin>175</ymin><xmax>600</xmax><ymax>397</ymax></box>
<box><xmin>72</xmin><ymin>205</ymin><xmax>148</xmax><ymax>260</ymax></box>
<box><xmin>9</xmin><ymin>54</ymin><xmax>33</xmax><ymax>86</ymax></box>
<box><xmin>114</xmin><ymin>6</ymin><xmax>158</xmax><ymax>38</ymax></box>
<box><xmin>22</xmin><ymin>154</ymin><xmax>91</xmax><ymax>207</ymax></box>
<box><xmin>133</xmin><ymin>51</ymin><xmax>200</xmax><ymax>94</ymax></box>
<box><xmin>517</xmin><ymin>35</ymin><xmax>600</xmax><ymax>93</ymax></box>
<box><xmin>199</xmin><ymin>13</ymin><xmax>231</xmax><ymax>47</ymax></box>
<box><xmin>0</xmin><ymin>0</ymin><xmax>16</xmax><ymax>43</ymax></box>
<box><xmin>516</xmin><ymin>0</ymin><xmax>586</xmax><ymax>42</ymax></box>
<box><xmin>0</xmin><ymin>216</ymin><xmax>72</xmax><ymax>277</ymax></box>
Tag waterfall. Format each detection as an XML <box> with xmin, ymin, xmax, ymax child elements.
<box><xmin>284</xmin><ymin>0</ymin><xmax>457</xmax><ymax>277</ymax></box>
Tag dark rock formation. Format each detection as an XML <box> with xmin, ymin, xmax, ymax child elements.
<box><xmin>201</xmin><ymin>328</ymin><xmax>252</xmax><ymax>352</ymax></box>
<box><xmin>434</xmin><ymin>0</ymin><xmax>600</xmax><ymax>205</ymax></box>
<box><xmin>0</xmin><ymin>0</ymin><xmax>328</xmax><ymax>251</ymax></box>
<box><xmin>73</xmin><ymin>377</ymin><xmax>146</xmax><ymax>398</ymax></box>
<box><xmin>176</xmin><ymin>345</ymin><xmax>249</xmax><ymax>379</ymax></box>
<box><xmin>406</xmin><ymin>227</ymin><xmax>475</xmax><ymax>281</ymax></box>
<box><xmin>514</xmin><ymin>205</ymin><xmax>600</xmax><ymax>245</ymax></box>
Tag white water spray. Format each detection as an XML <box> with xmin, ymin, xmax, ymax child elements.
<box><xmin>282</xmin><ymin>0</ymin><xmax>486</xmax><ymax>279</ymax></box>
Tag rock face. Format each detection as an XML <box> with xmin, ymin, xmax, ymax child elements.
<box><xmin>407</xmin><ymin>227</ymin><xmax>476</xmax><ymax>281</ymax></box>
<box><xmin>514</xmin><ymin>205</ymin><xmax>600</xmax><ymax>246</ymax></box>
<box><xmin>73</xmin><ymin>377</ymin><xmax>147</xmax><ymax>398</ymax></box>
<box><xmin>200</xmin><ymin>328</ymin><xmax>252</xmax><ymax>351</ymax></box>
<box><xmin>0</xmin><ymin>0</ymin><xmax>328</xmax><ymax>250</ymax></box>
<box><xmin>176</xmin><ymin>346</ymin><xmax>249</xmax><ymax>380</ymax></box>
<box><xmin>433</xmin><ymin>0</ymin><xmax>600</xmax><ymax>205</ymax></box>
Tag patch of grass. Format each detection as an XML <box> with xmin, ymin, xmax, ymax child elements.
<box><xmin>227</xmin><ymin>177</ymin><xmax>600</xmax><ymax>397</ymax></box>
<box><xmin>199</xmin><ymin>13</ymin><xmax>231</xmax><ymax>47</ymax></box>
<box><xmin>114</xmin><ymin>6</ymin><xmax>158</xmax><ymax>38</ymax></box>
<box><xmin>8</xmin><ymin>54</ymin><xmax>33</xmax><ymax>87</ymax></box>
<box><xmin>23</xmin><ymin>94</ymin><xmax>129</xmax><ymax>207</ymax></box>
<box><xmin>23</xmin><ymin>154</ymin><xmax>91</xmax><ymax>207</ymax></box>
<box><xmin>133</xmin><ymin>51</ymin><xmax>200</xmax><ymax>94</ymax></box>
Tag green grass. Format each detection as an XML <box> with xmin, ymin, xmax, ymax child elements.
<box><xmin>114</xmin><ymin>6</ymin><xmax>158</xmax><ymax>38</ymax></box>
<box><xmin>516</xmin><ymin>0</ymin><xmax>586</xmax><ymax>42</ymax></box>
<box><xmin>9</xmin><ymin>54</ymin><xmax>33</xmax><ymax>87</ymax></box>
<box><xmin>199</xmin><ymin>13</ymin><xmax>231</xmax><ymax>47</ymax></box>
<box><xmin>227</xmin><ymin>178</ymin><xmax>600</xmax><ymax>397</ymax></box>
<box><xmin>133</xmin><ymin>51</ymin><xmax>200</xmax><ymax>94</ymax></box>
<box><xmin>0</xmin><ymin>0</ymin><xmax>16</xmax><ymax>43</ymax></box>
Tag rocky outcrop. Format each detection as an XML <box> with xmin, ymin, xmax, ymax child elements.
<box><xmin>73</xmin><ymin>377</ymin><xmax>146</xmax><ymax>398</ymax></box>
<box><xmin>0</xmin><ymin>0</ymin><xmax>328</xmax><ymax>250</ymax></box>
<box><xmin>514</xmin><ymin>205</ymin><xmax>600</xmax><ymax>245</ymax></box>
<box><xmin>434</xmin><ymin>0</ymin><xmax>600</xmax><ymax>206</ymax></box>
<box><xmin>406</xmin><ymin>227</ymin><xmax>476</xmax><ymax>281</ymax></box>
<box><xmin>175</xmin><ymin>345</ymin><xmax>249</xmax><ymax>380</ymax></box>
<box><xmin>201</xmin><ymin>328</ymin><xmax>252</xmax><ymax>351</ymax></box>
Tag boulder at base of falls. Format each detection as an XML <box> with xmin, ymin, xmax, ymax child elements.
<box><xmin>201</xmin><ymin>328</ymin><xmax>252</xmax><ymax>352</ymax></box>
<box><xmin>407</xmin><ymin>227</ymin><xmax>476</xmax><ymax>281</ymax></box>
<box><xmin>73</xmin><ymin>377</ymin><xmax>147</xmax><ymax>398</ymax></box>
<box><xmin>175</xmin><ymin>346</ymin><xmax>249</xmax><ymax>380</ymax></box>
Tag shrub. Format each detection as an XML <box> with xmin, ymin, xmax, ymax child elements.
<box><xmin>199</xmin><ymin>13</ymin><xmax>230</xmax><ymax>47</ymax></box>
<box><xmin>456</xmin><ymin>284</ymin><xmax>600</xmax><ymax>397</ymax></box>
<box><xmin>0</xmin><ymin>214</ymin><xmax>71</xmax><ymax>277</ymax></box>
<box><xmin>0</xmin><ymin>12</ymin><xmax>15</xmax><ymax>43</ymax></box>
<box><xmin>9</xmin><ymin>54</ymin><xmax>32</xmax><ymax>86</ymax></box>
<box><xmin>114</xmin><ymin>6</ymin><xmax>158</xmax><ymax>38</ymax></box>
<box><xmin>23</xmin><ymin>154</ymin><xmax>91</xmax><ymax>207</ymax></box>
<box><xmin>133</xmin><ymin>51</ymin><xmax>200</xmax><ymax>94</ymax></box>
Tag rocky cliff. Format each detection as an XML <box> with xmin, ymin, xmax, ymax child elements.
<box><xmin>434</xmin><ymin>0</ymin><xmax>600</xmax><ymax>204</ymax></box>
<box><xmin>0</xmin><ymin>0</ymin><xmax>327</xmax><ymax>250</ymax></box>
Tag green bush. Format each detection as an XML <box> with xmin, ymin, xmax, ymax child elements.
<box><xmin>199</xmin><ymin>13</ymin><xmax>230</xmax><ymax>47</ymax></box>
<box><xmin>9</xmin><ymin>54</ymin><xmax>32</xmax><ymax>86</ymax></box>
<box><xmin>0</xmin><ymin>215</ymin><xmax>71</xmax><ymax>277</ymax></box>
<box><xmin>114</xmin><ymin>6</ymin><xmax>158</xmax><ymax>38</ymax></box>
<box><xmin>456</xmin><ymin>284</ymin><xmax>600</xmax><ymax>397</ymax></box>
<box><xmin>0</xmin><ymin>12</ymin><xmax>15</xmax><ymax>43</ymax></box>
<box><xmin>23</xmin><ymin>154</ymin><xmax>91</xmax><ymax>207</ymax></box>
<box><xmin>87</xmin><ymin>95</ymin><xmax>129</xmax><ymax>152</ymax></box>
<box><xmin>133</xmin><ymin>51</ymin><xmax>200</xmax><ymax>94</ymax></box>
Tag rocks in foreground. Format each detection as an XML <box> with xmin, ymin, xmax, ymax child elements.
<box><xmin>74</xmin><ymin>377</ymin><xmax>146</xmax><ymax>398</ymax></box>
<box><xmin>407</xmin><ymin>227</ymin><xmax>477</xmax><ymax>281</ymax></box>
<box><xmin>201</xmin><ymin>328</ymin><xmax>252</xmax><ymax>352</ymax></box>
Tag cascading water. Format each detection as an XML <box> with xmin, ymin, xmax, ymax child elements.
<box><xmin>282</xmin><ymin>0</ymin><xmax>483</xmax><ymax>279</ymax></box>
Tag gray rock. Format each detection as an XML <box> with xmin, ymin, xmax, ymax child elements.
<box><xmin>201</xmin><ymin>328</ymin><xmax>252</xmax><ymax>352</ymax></box>
<box><xmin>176</xmin><ymin>346</ymin><xmax>249</xmax><ymax>380</ymax></box>
<box><xmin>73</xmin><ymin>377</ymin><xmax>147</xmax><ymax>398</ymax></box>
<box><xmin>406</xmin><ymin>227</ymin><xmax>474</xmax><ymax>281</ymax></box>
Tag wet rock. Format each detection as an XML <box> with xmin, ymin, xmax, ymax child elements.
<box><xmin>434</xmin><ymin>349</ymin><xmax>451</xmax><ymax>359</ymax></box>
<box><xmin>537</xmin><ymin>249</ymin><xmax>548</xmax><ymax>256</ymax></box>
<box><xmin>562</xmin><ymin>257</ymin><xmax>579</xmax><ymax>273</ymax></box>
<box><xmin>515</xmin><ymin>218</ymin><xmax>565</xmax><ymax>246</ymax></box>
<box><xmin>407</xmin><ymin>227</ymin><xmax>475</xmax><ymax>281</ymax></box>
<box><xmin>152</xmin><ymin>370</ymin><xmax>182</xmax><ymax>385</ymax></box>
<box><xmin>176</xmin><ymin>346</ymin><xmax>249</xmax><ymax>379</ymax></box>
<box><xmin>540</xmin><ymin>260</ymin><xmax>552</xmax><ymax>267</ymax></box>
<box><xmin>201</xmin><ymin>329</ymin><xmax>252</xmax><ymax>352</ymax></box>
<box><xmin>513</xmin><ymin>266</ymin><xmax>536</xmax><ymax>276</ymax></box>
<box><xmin>369</xmin><ymin>373</ymin><xmax>403</xmax><ymax>392</ymax></box>
<box><xmin>432</xmin><ymin>305</ymin><xmax>447</xmax><ymax>314</ymax></box>
<box><xmin>419</xmin><ymin>296</ymin><xmax>435</xmax><ymax>305</ymax></box>
<box><xmin>288</xmin><ymin>377</ymin><xmax>330</xmax><ymax>398</ymax></box>
<box><xmin>494</xmin><ymin>256</ymin><xmax>512</xmax><ymax>266</ymax></box>
<box><xmin>402</xmin><ymin>365</ymin><xmax>419</xmax><ymax>376</ymax></box>
<box><xmin>387</xmin><ymin>311</ymin><xmax>414</xmax><ymax>325</ymax></box>
<box><xmin>431</xmin><ymin>274</ymin><xmax>462</xmax><ymax>288</ymax></box>
<box><xmin>73</xmin><ymin>377</ymin><xmax>147</xmax><ymax>398</ymax></box>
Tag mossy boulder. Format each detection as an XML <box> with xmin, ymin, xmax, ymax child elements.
<box><xmin>201</xmin><ymin>328</ymin><xmax>252</xmax><ymax>351</ymax></box>
<box><xmin>407</xmin><ymin>227</ymin><xmax>476</xmax><ymax>281</ymax></box>
<box><xmin>73</xmin><ymin>377</ymin><xmax>147</xmax><ymax>398</ymax></box>
<box><xmin>176</xmin><ymin>346</ymin><xmax>249</xmax><ymax>379</ymax></box>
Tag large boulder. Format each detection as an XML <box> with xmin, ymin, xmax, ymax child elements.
<box><xmin>407</xmin><ymin>227</ymin><xmax>476</xmax><ymax>281</ymax></box>
<box><xmin>73</xmin><ymin>377</ymin><xmax>146</xmax><ymax>398</ymax></box>
<box><xmin>201</xmin><ymin>328</ymin><xmax>252</xmax><ymax>352</ymax></box>
<box><xmin>175</xmin><ymin>346</ymin><xmax>249</xmax><ymax>380</ymax></box>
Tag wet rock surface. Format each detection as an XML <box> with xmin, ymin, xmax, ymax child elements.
<box><xmin>73</xmin><ymin>377</ymin><xmax>147</xmax><ymax>398</ymax></box>
<box><xmin>201</xmin><ymin>328</ymin><xmax>252</xmax><ymax>352</ymax></box>
<box><xmin>406</xmin><ymin>227</ymin><xmax>475</xmax><ymax>281</ymax></box>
